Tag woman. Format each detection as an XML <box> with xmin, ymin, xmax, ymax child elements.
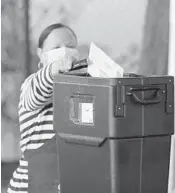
<box><xmin>8</xmin><ymin>23</ymin><xmax>79</xmax><ymax>193</ymax></box>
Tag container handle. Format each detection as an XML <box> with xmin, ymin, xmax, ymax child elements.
<box><xmin>127</xmin><ymin>87</ymin><xmax>162</xmax><ymax>105</ymax></box>
<box><xmin>58</xmin><ymin>133</ymin><xmax>107</xmax><ymax>147</ymax></box>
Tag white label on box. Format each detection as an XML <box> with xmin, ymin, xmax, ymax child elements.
<box><xmin>80</xmin><ymin>103</ymin><xmax>94</xmax><ymax>124</ymax></box>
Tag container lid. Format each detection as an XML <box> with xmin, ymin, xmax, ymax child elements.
<box><xmin>54</xmin><ymin>72</ymin><xmax>174</xmax><ymax>86</ymax></box>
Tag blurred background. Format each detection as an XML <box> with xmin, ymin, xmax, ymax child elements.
<box><xmin>1</xmin><ymin>0</ymin><xmax>175</xmax><ymax>192</ymax></box>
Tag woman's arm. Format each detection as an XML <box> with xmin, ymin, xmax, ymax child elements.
<box><xmin>20</xmin><ymin>64</ymin><xmax>53</xmax><ymax>111</ymax></box>
<box><xmin>20</xmin><ymin>52</ymin><xmax>76</xmax><ymax>111</ymax></box>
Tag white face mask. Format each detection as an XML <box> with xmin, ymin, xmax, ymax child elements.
<box><xmin>41</xmin><ymin>47</ymin><xmax>79</xmax><ymax>67</ymax></box>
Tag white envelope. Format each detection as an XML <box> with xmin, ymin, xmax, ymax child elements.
<box><xmin>88</xmin><ymin>43</ymin><xmax>124</xmax><ymax>78</ymax></box>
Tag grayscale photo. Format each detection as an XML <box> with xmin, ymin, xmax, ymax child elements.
<box><xmin>1</xmin><ymin>0</ymin><xmax>175</xmax><ymax>193</ymax></box>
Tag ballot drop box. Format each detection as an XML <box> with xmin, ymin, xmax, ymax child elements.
<box><xmin>53</xmin><ymin>74</ymin><xmax>174</xmax><ymax>193</ymax></box>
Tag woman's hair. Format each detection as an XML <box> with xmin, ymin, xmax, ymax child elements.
<box><xmin>38</xmin><ymin>23</ymin><xmax>77</xmax><ymax>48</ymax></box>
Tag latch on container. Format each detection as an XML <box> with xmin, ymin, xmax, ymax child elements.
<box><xmin>115</xmin><ymin>85</ymin><xmax>125</xmax><ymax>117</ymax></box>
<box><xmin>165</xmin><ymin>83</ymin><xmax>174</xmax><ymax>114</ymax></box>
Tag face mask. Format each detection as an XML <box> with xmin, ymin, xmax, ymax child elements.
<box><xmin>41</xmin><ymin>47</ymin><xmax>79</xmax><ymax>67</ymax></box>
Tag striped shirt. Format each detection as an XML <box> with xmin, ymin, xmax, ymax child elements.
<box><xmin>8</xmin><ymin>64</ymin><xmax>56</xmax><ymax>193</ymax></box>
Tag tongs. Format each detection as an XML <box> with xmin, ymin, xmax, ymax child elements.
<box><xmin>63</xmin><ymin>59</ymin><xmax>89</xmax><ymax>76</ymax></box>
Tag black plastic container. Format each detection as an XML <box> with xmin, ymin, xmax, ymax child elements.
<box><xmin>53</xmin><ymin>74</ymin><xmax>174</xmax><ymax>193</ymax></box>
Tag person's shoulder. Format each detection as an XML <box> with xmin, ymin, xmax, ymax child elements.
<box><xmin>25</xmin><ymin>73</ymin><xmax>35</xmax><ymax>83</ymax></box>
<box><xmin>20</xmin><ymin>73</ymin><xmax>35</xmax><ymax>91</ymax></box>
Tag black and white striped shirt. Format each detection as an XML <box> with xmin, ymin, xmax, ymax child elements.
<box><xmin>8</xmin><ymin>64</ymin><xmax>56</xmax><ymax>193</ymax></box>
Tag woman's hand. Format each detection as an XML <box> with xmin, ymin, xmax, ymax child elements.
<box><xmin>49</xmin><ymin>48</ymin><xmax>79</xmax><ymax>76</ymax></box>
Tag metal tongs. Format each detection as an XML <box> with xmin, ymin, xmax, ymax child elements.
<box><xmin>63</xmin><ymin>59</ymin><xmax>89</xmax><ymax>76</ymax></box>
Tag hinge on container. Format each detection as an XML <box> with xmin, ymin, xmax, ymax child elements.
<box><xmin>115</xmin><ymin>85</ymin><xmax>125</xmax><ymax>117</ymax></box>
<box><xmin>165</xmin><ymin>83</ymin><xmax>174</xmax><ymax>115</ymax></box>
